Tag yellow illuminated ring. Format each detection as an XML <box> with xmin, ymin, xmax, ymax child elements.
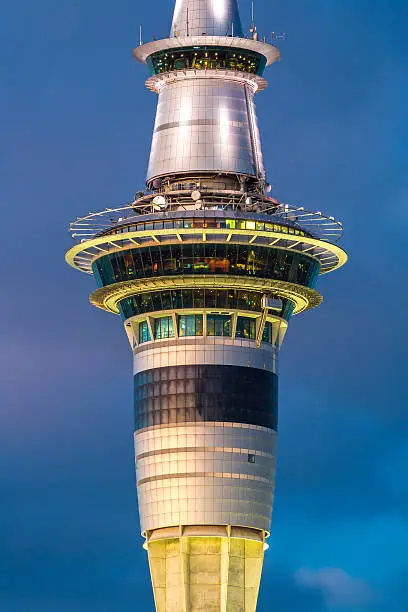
<box><xmin>89</xmin><ymin>275</ymin><xmax>323</xmax><ymax>315</ymax></box>
<box><xmin>66</xmin><ymin>227</ymin><xmax>348</xmax><ymax>275</ymax></box>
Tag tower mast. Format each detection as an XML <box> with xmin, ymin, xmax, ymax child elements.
<box><xmin>66</xmin><ymin>1</ymin><xmax>347</xmax><ymax>610</ymax></box>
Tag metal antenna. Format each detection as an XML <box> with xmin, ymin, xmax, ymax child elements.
<box><xmin>271</xmin><ymin>31</ymin><xmax>287</xmax><ymax>42</ymax></box>
<box><xmin>186</xmin><ymin>7</ymin><xmax>189</xmax><ymax>37</ymax></box>
<box><xmin>139</xmin><ymin>24</ymin><xmax>143</xmax><ymax>46</ymax></box>
<box><xmin>250</xmin><ymin>0</ymin><xmax>257</xmax><ymax>39</ymax></box>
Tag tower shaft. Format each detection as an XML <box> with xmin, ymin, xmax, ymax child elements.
<box><xmin>148</xmin><ymin>528</ymin><xmax>263</xmax><ymax>612</ymax></box>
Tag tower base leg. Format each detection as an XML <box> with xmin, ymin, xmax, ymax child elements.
<box><xmin>146</xmin><ymin>526</ymin><xmax>265</xmax><ymax>612</ymax></box>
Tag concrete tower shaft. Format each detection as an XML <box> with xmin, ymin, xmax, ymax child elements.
<box><xmin>171</xmin><ymin>0</ymin><xmax>243</xmax><ymax>38</ymax></box>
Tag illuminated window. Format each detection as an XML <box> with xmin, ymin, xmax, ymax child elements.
<box><xmin>139</xmin><ymin>321</ymin><xmax>151</xmax><ymax>344</ymax></box>
<box><xmin>236</xmin><ymin>317</ymin><xmax>256</xmax><ymax>340</ymax></box>
<box><xmin>207</xmin><ymin>315</ymin><xmax>232</xmax><ymax>337</ymax></box>
<box><xmin>147</xmin><ymin>47</ymin><xmax>266</xmax><ymax>76</ymax></box>
<box><xmin>94</xmin><ymin>244</ymin><xmax>320</xmax><ymax>290</ymax></box>
<box><xmin>262</xmin><ymin>322</ymin><xmax>273</xmax><ymax>344</ymax></box>
<box><xmin>119</xmin><ymin>290</ymin><xmax>294</xmax><ymax>323</ymax></box>
<box><xmin>178</xmin><ymin>315</ymin><xmax>203</xmax><ymax>337</ymax></box>
<box><xmin>154</xmin><ymin>316</ymin><xmax>175</xmax><ymax>340</ymax></box>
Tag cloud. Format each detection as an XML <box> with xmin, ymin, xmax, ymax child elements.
<box><xmin>295</xmin><ymin>567</ymin><xmax>376</xmax><ymax>607</ymax></box>
<box><xmin>258</xmin><ymin>564</ymin><xmax>326</xmax><ymax>612</ymax></box>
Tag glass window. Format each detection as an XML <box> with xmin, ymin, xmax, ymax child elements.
<box><xmin>140</xmin><ymin>293</ymin><xmax>154</xmax><ymax>314</ymax></box>
<box><xmin>178</xmin><ymin>315</ymin><xmax>203</xmax><ymax>337</ymax></box>
<box><xmin>181</xmin><ymin>289</ymin><xmax>193</xmax><ymax>309</ymax></box>
<box><xmin>236</xmin><ymin>317</ymin><xmax>256</xmax><ymax>340</ymax></box>
<box><xmin>99</xmin><ymin>218</ymin><xmax>309</xmax><ymax>241</ymax></box>
<box><xmin>237</xmin><ymin>290</ymin><xmax>261</xmax><ymax>312</ymax></box>
<box><xmin>193</xmin><ymin>289</ymin><xmax>205</xmax><ymax>308</ymax></box>
<box><xmin>160</xmin><ymin>291</ymin><xmax>172</xmax><ymax>310</ymax></box>
<box><xmin>118</xmin><ymin>290</ymin><xmax>295</xmax><ymax>322</ymax></box>
<box><xmin>155</xmin><ymin>316</ymin><xmax>175</xmax><ymax>340</ymax></box>
<box><xmin>94</xmin><ymin>244</ymin><xmax>319</xmax><ymax>288</ymax></box>
<box><xmin>262</xmin><ymin>322</ymin><xmax>273</xmax><ymax>344</ymax></box>
<box><xmin>207</xmin><ymin>315</ymin><xmax>232</xmax><ymax>337</ymax></box>
<box><xmin>139</xmin><ymin>321</ymin><xmax>151</xmax><ymax>344</ymax></box>
<box><xmin>297</xmin><ymin>258</ymin><xmax>311</xmax><ymax>285</ymax></box>
<box><xmin>282</xmin><ymin>301</ymin><xmax>295</xmax><ymax>321</ymax></box>
<box><xmin>172</xmin><ymin>290</ymin><xmax>183</xmax><ymax>309</ymax></box>
<box><xmin>148</xmin><ymin>47</ymin><xmax>266</xmax><ymax>76</ymax></box>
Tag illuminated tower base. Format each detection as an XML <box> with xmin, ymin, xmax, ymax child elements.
<box><xmin>147</xmin><ymin>527</ymin><xmax>264</xmax><ymax>612</ymax></box>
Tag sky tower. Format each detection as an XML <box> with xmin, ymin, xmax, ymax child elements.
<box><xmin>66</xmin><ymin>1</ymin><xmax>347</xmax><ymax>610</ymax></box>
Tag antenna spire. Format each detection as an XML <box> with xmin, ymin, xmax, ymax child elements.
<box><xmin>250</xmin><ymin>0</ymin><xmax>258</xmax><ymax>40</ymax></box>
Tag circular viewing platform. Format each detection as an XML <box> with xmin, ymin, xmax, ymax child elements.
<box><xmin>66</xmin><ymin>192</ymin><xmax>346</xmax><ymax>278</ymax></box>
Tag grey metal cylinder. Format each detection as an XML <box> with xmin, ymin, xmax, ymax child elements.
<box><xmin>147</xmin><ymin>76</ymin><xmax>265</xmax><ymax>181</ymax></box>
<box><xmin>171</xmin><ymin>0</ymin><xmax>243</xmax><ymax>38</ymax></box>
<box><xmin>133</xmin><ymin>336</ymin><xmax>278</xmax><ymax>534</ymax></box>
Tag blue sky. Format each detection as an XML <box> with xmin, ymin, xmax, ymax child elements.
<box><xmin>1</xmin><ymin>0</ymin><xmax>407</xmax><ymax>610</ymax></box>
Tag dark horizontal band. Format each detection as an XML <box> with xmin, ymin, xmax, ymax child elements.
<box><xmin>137</xmin><ymin>472</ymin><xmax>274</xmax><ymax>487</ymax></box>
<box><xmin>136</xmin><ymin>447</ymin><xmax>275</xmax><ymax>461</ymax></box>
<box><xmin>134</xmin><ymin>364</ymin><xmax>278</xmax><ymax>431</ymax></box>
<box><xmin>154</xmin><ymin>118</ymin><xmax>248</xmax><ymax>134</ymax></box>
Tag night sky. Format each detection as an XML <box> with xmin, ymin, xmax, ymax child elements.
<box><xmin>1</xmin><ymin>0</ymin><xmax>407</xmax><ymax>610</ymax></box>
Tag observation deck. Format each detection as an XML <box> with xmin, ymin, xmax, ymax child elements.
<box><xmin>67</xmin><ymin>191</ymin><xmax>346</xmax><ymax>301</ymax></box>
<box><xmin>66</xmin><ymin>189</ymin><xmax>346</xmax><ymax>353</ymax></box>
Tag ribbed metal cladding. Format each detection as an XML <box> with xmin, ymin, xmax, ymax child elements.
<box><xmin>133</xmin><ymin>337</ymin><xmax>278</xmax><ymax>534</ymax></box>
<box><xmin>171</xmin><ymin>0</ymin><xmax>243</xmax><ymax>38</ymax></box>
<box><xmin>136</xmin><ymin>422</ymin><xmax>276</xmax><ymax>534</ymax></box>
<box><xmin>147</xmin><ymin>77</ymin><xmax>265</xmax><ymax>181</ymax></box>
